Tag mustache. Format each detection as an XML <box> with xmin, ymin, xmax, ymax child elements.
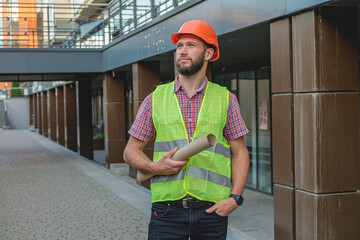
<box><xmin>177</xmin><ymin>56</ymin><xmax>192</xmax><ymax>61</ymax></box>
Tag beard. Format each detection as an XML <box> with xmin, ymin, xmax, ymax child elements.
<box><xmin>176</xmin><ymin>50</ymin><xmax>206</xmax><ymax>76</ymax></box>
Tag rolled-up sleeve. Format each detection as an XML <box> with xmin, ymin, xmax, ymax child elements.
<box><xmin>223</xmin><ymin>92</ymin><xmax>249</xmax><ymax>141</ymax></box>
<box><xmin>128</xmin><ymin>93</ymin><xmax>156</xmax><ymax>142</ymax></box>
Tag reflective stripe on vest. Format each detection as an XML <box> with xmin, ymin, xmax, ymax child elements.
<box><xmin>151</xmin><ymin>166</ymin><xmax>231</xmax><ymax>188</ymax></box>
<box><xmin>154</xmin><ymin>139</ymin><xmax>231</xmax><ymax>159</ymax></box>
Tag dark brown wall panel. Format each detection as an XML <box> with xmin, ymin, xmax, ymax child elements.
<box><xmin>272</xmin><ymin>95</ymin><xmax>294</xmax><ymax>186</ymax></box>
<box><xmin>270</xmin><ymin>18</ymin><xmax>292</xmax><ymax>93</ymax></box>
<box><xmin>38</xmin><ymin>93</ymin><xmax>43</xmax><ymax>135</ymax></box>
<box><xmin>336</xmin><ymin>7</ymin><xmax>359</xmax><ymax>90</ymax></box>
<box><xmin>56</xmin><ymin>87</ymin><xmax>65</xmax><ymax>146</ymax></box>
<box><xmin>294</xmin><ymin>94</ymin><xmax>316</xmax><ymax>191</ymax></box>
<box><xmin>104</xmin><ymin>102</ymin><xmax>125</xmax><ymax>139</ymax></box>
<box><xmin>316</xmin><ymin>7</ymin><xmax>359</xmax><ymax>91</ymax></box>
<box><xmin>274</xmin><ymin>184</ymin><xmax>295</xmax><ymax>240</ymax></box>
<box><xmin>293</xmin><ymin>8</ymin><xmax>359</xmax><ymax>93</ymax></box>
<box><xmin>42</xmin><ymin>92</ymin><xmax>48</xmax><ymax>138</ymax></box>
<box><xmin>64</xmin><ymin>84</ymin><xmax>77</xmax><ymax>152</ymax></box>
<box><xmin>103</xmin><ymin>73</ymin><xmax>126</xmax><ymax>166</ymax></box>
<box><xmin>296</xmin><ymin>190</ymin><xmax>360</xmax><ymax>240</ymax></box>
<box><xmin>292</xmin><ymin>11</ymin><xmax>316</xmax><ymax>92</ymax></box>
<box><xmin>105</xmin><ymin>139</ymin><xmax>126</xmax><ymax>164</ymax></box>
<box><xmin>49</xmin><ymin>90</ymin><xmax>56</xmax><ymax>142</ymax></box>
<box><xmin>132</xmin><ymin>62</ymin><xmax>160</xmax><ymax>101</ymax></box>
<box><xmin>103</xmin><ymin>74</ymin><xmax>125</xmax><ymax>102</ymax></box>
<box><xmin>295</xmin><ymin>93</ymin><xmax>360</xmax><ymax>193</ymax></box>
<box><xmin>34</xmin><ymin>94</ymin><xmax>38</xmax><ymax>129</ymax></box>
<box><xmin>29</xmin><ymin>96</ymin><xmax>33</xmax><ymax>125</ymax></box>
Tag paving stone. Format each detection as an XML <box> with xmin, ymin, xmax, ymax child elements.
<box><xmin>0</xmin><ymin>130</ymin><xmax>148</xmax><ymax>240</ymax></box>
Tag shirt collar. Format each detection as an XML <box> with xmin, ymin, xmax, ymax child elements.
<box><xmin>173</xmin><ymin>76</ymin><xmax>208</xmax><ymax>94</ymax></box>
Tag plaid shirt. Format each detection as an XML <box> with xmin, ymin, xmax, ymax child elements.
<box><xmin>129</xmin><ymin>77</ymin><xmax>248</xmax><ymax>142</ymax></box>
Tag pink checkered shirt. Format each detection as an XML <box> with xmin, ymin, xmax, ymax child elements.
<box><xmin>129</xmin><ymin>77</ymin><xmax>248</xmax><ymax>142</ymax></box>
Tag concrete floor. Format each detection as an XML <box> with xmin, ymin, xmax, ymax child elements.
<box><xmin>0</xmin><ymin>130</ymin><xmax>274</xmax><ymax>240</ymax></box>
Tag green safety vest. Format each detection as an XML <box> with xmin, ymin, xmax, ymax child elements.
<box><xmin>151</xmin><ymin>81</ymin><xmax>231</xmax><ymax>203</ymax></box>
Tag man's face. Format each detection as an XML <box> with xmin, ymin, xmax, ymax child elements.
<box><xmin>175</xmin><ymin>36</ymin><xmax>207</xmax><ymax>76</ymax></box>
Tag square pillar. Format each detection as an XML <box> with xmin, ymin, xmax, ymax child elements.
<box><xmin>56</xmin><ymin>87</ymin><xmax>65</xmax><ymax>146</ymax></box>
<box><xmin>132</xmin><ymin>61</ymin><xmax>160</xmax><ymax>188</ymax></box>
<box><xmin>37</xmin><ymin>93</ymin><xmax>42</xmax><ymax>135</ymax></box>
<box><xmin>78</xmin><ymin>80</ymin><xmax>93</xmax><ymax>160</ymax></box>
<box><xmin>64</xmin><ymin>83</ymin><xmax>78</xmax><ymax>152</ymax></box>
<box><xmin>103</xmin><ymin>73</ymin><xmax>126</xmax><ymax>168</ymax></box>
<box><xmin>34</xmin><ymin>94</ymin><xmax>38</xmax><ymax>129</ymax></box>
<box><xmin>42</xmin><ymin>91</ymin><xmax>48</xmax><ymax>138</ymax></box>
<box><xmin>28</xmin><ymin>95</ymin><xmax>33</xmax><ymax>126</ymax></box>
<box><xmin>49</xmin><ymin>89</ymin><xmax>56</xmax><ymax>142</ymax></box>
<box><xmin>270</xmin><ymin>17</ymin><xmax>295</xmax><ymax>240</ymax></box>
<box><xmin>271</xmin><ymin>7</ymin><xmax>360</xmax><ymax>240</ymax></box>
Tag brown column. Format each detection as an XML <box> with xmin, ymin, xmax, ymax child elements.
<box><xmin>132</xmin><ymin>61</ymin><xmax>160</xmax><ymax>188</ymax></box>
<box><xmin>49</xmin><ymin>89</ymin><xmax>56</xmax><ymax>142</ymax></box>
<box><xmin>37</xmin><ymin>93</ymin><xmax>42</xmax><ymax>135</ymax></box>
<box><xmin>103</xmin><ymin>73</ymin><xmax>126</xmax><ymax>168</ymax></box>
<box><xmin>78</xmin><ymin>80</ymin><xmax>93</xmax><ymax>160</ymax></box>
<box><xmin>34</xmin><ymin>94</ymin><xmax>38</xmax><ymax>129</ymax></box>
<box><xmin>29</xmin><ymin>95</ymin><xmax>33</xmax><ymax>126</ymax></box>
<box><xmin>42</xmin><ymin>91</ymin><xmax>48</xmax><ymax>138</ymax></box>
<box><xmin>271</xmin><ymin>7</ymin><xmax>360</xmax><ymax>240</ymax></box>
<box><xmin>64</xmin><ymin>83</ymin><xmax>78</xmax><ymax>152</ymax></box>
<box><xmin>270</xmin><ymin>17</ymin><xmax>295</xmax><ymax>240</ymax></box>
<box><xmin>56</xmin><ymin>87</ymin><xmax>65</xmax><ymax>146</ymax></box>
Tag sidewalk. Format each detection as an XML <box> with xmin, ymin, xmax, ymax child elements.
<box><xmin>0</xmin><ymin>130</ymin><xmax>273</xmax><ymax>240</ymax></box>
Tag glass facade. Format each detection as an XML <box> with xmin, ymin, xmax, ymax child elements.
<box><xmin>0</xmin><ymin>0</ymin><xmax>192</xmax><ymax>48</ymax></box>
<box><xmin>213</xmin><ymin>66</ymin><xmax>272</xmax><ymax>194</ymax></box>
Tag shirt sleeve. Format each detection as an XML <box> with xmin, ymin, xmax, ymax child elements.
<box><xmin>128</xmin><ymin>93</ymin><xmax>156</xmax><ymax>141</ymax></box>
<box><xmin>224</xmin><ymin>92</ymin><xmax>249</xmax><ymax>141</ymax></box>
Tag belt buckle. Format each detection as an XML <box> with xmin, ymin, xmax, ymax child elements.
<box><xmin>182</xmin><ymin>198</ymin><xmax>189</xmax><ymax>208</ymax></box>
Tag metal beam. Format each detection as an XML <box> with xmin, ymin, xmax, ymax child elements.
<box><xmin>0</xmin><ymin>49</ymin><xmax>102</xmax><ymax>74</ymax></box>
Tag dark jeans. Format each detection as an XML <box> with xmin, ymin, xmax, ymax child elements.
<box><xmin>148</xmin><ymin>202</ymin><xmax>228</xmax><ymax>240</ymax></box>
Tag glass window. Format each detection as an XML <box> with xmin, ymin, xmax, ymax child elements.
<box><xmin>238</xmin><ymin>70</ymin><xmax>257</xmax><ymax>189</ymax></box>
<box><xmin>213</xmin><ymin>73</ymin><xmax>237</xmax><ymax>95</ymax></box>
<box><xmin>256</xmin><ymin>66</ymin><xmax>271</xmax><ymax>193</ymax></box>
<box><xmin>214</xmin><ymin>66</ymin><xmax>272</xmax><ymax>194</ymax></box>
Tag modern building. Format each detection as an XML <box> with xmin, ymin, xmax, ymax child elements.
<box><xmin>0</xmin><ymin>0</ymin><xmax>359</xmax><ymax>239</ymax></box>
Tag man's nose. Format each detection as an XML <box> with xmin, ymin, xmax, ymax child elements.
<box><xmin>178</xmin><ymin>46</ymin><xmax>188</xmax><ymax>55</ymax></box>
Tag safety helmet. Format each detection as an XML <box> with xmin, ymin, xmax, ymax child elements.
<box><xmin>171</xmin><ymin>20</ymin><xmax>220</xmax><ymax>61</ymax></box>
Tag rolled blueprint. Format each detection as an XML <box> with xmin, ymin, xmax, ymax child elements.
<box><xmin>137</xmin><ymin>134</ymin><xmax>217</xmax><ymax>183</ymax></box>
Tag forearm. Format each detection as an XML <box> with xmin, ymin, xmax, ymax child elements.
<box><xmin>123</xmin><ymin>136</ymin><xmax>187</xmax><ymax>175</ymax></box>
<box><xmin>230</xmin><ymin>137</ymin><xmax>249</xmax><ymax>195</ymax></box>
<box><xmin>123</xmin><ymin>138</ymin><xmax>154</xmax><ymax>173</ymax></box>
<box><xmin>231</xmin><ymin>150</ymin><xmax>249</xmax><ymax>195</ymax></box>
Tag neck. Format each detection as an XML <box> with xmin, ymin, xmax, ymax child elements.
<box><xmin>178</xmin><ymin>64</ymin><xmax>208</xmax><ymax>97</ymax></box>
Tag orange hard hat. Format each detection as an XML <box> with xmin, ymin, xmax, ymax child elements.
<box><xmin>171</xmin><ymin>20</ymin><xmax>220</xmax><ymax>61</ymax></box>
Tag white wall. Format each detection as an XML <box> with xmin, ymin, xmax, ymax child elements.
<box><xmin>5</xmin><ymin>97</ymin><xmax>29</xmax><ymax>129</ymax></box>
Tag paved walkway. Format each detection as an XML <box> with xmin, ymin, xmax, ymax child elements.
<box><xmin>0</xmin><ymin>130</ymin><xmax>273</xmax><ymax>240</ymax></box>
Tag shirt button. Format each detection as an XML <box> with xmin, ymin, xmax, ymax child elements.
<box><xmin>189</xmin><ymin>100</ymin><xmax>191</xmax><ymax>104</ymax></box>
<box><xmin>189</xmin><ymin>119</ymin><xmax>192</xmax><ymax>122</ymax></box>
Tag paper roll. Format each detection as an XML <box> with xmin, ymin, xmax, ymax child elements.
<box><xmin>137</xmin><ymin>134</ymin><xmax>217</xmax><ymax>183</ymax></box>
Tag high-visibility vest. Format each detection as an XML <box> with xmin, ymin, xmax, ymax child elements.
<box><xmin>151</xmin><ymin>81</ymin><xmax>231</xmax><ymax>203</ymax></box>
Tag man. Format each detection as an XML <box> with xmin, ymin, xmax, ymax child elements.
<box><xmin>123</xmin><ymin>20</ymin><xmax>249</xmax><ymax>240</ymax></box>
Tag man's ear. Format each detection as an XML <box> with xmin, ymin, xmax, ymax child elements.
<box><xmin>205</xmin><ymin>48</ymin><xmax>215</xmax><ymax>61</ymax></box>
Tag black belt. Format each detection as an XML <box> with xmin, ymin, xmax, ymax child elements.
<box><xmin>159</xmin><ymin>196</ymin><xmax>214</xmax><ymax>209</ymax></box>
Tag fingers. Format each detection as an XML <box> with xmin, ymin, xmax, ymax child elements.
<box><xmin>164</xmin><ymin>147</ymin><xmax>178</xmax><ymax>159</ymax></box>
<box><xmin>205</xmin><ymin>203</ymin><xmax>217</xmax><ymax>213</ymax></box>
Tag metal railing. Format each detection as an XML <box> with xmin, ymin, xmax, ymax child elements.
<box><xmin>0</xmin><ymin>0</ymin><xmax>192</xmax><ymax>49</ymax></box>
